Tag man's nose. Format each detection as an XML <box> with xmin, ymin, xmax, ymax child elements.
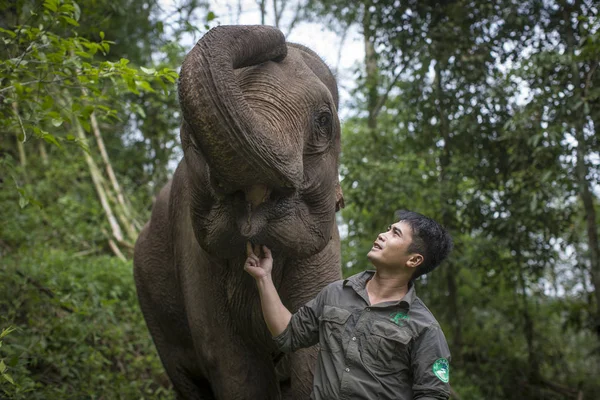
<box><xmin>378</xmin><ymin>233</ymin><xmax>385</xmax><ymax>242</ymax></box>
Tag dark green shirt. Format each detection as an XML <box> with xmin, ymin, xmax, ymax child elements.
<box><xmin>274</xmin><ymin>271</ymin><xmax>451</xmax><ymax>400</ymax></box>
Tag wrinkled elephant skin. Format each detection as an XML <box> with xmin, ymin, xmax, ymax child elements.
<box><xmin>134</xmin><ymin>25</ymin><xmax>343</xmax><ymax>400</ymax></box>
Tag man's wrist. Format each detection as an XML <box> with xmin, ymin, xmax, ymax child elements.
<box><xmin>255</xmin><ymin>274</ymin><xmax>274</xmax><ymax>288</ymax></box>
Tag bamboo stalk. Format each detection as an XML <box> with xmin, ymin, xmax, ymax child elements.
<box><xmin>88</xmin><ymin>109</ymin><xmax>138</xmax><ymax>240</ymax></box>
<box><xmin>108</xmin><ymin>238</ymin><xmax>127</xmax><ymax>262</ymax></box>
<box><xmin>39</xmin><ymin>140</ymin><xmax>49</xmax><ymax>165</ymax></box>
<box><xmin>100</xmin><ymin>172</ymin><xmax>135</xmax><ymax>247</ymax></box>
<box><xmin>73</xmin><ymin>114</ymin><xmax>125</xmax><ymax>244</ymax></box>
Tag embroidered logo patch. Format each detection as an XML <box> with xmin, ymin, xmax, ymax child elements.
<box><xmin>389</xmin><ymin>311</ymin><xmax>410</xmax><ymax>326</ymax></box>
<box><xmin>432</xmin><ymin>358</ymin><xmax>450</xmax><ymax>383</ymax></box>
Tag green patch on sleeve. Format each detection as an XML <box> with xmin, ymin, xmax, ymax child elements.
<box><xmin>433</xmin><ymin>358</ymin><xmax>450</xmax><ymax>383</ymax></box>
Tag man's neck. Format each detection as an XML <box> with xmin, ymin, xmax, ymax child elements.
<box><xmin>366</xmin><ymin>270</ymin><xmax>411</xmax><ymax>305</ymax></box>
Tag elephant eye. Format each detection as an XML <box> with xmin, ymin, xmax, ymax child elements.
<box><xmin>306</xmin><ymin>109</ymin><xmax>335</xmax><ymax>155</ymax></box>
<box><xmin>317</xmin><ymin>112</ymin><xmax>331</xmax><ymax>129</ymax></box>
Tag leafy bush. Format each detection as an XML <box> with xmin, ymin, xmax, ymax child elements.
<box><xmin>0</xmin><ymin>249</ymin><xmax>174</xmax><ymax>399</ymax></box>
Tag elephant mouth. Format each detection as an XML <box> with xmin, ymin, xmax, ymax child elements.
<box><xmin>225</xmin><ymin>185</ymin><xmax>296</xmax><ymax>237</ymax></box>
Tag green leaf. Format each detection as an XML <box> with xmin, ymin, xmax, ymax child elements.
<box><xmin>138</xmin><ymin>80</ymin><xmax>154</xmax><ymax>92</ymax></box>
<box><xmin>0</xmin><ymin>27</ymin><xmax>17</xmax><ymax>38</ymax></box>
<box><xmin>99</xmin><ymin>31</ymin><xmax>105</xmax><ymax>40</ymax></box>
<box><xmin>0</xmin><ymin>360</ymin><xmax>5</xmax><ymax>373</ymax></box>
<box><xmin>19</xmin><ymin>196</ymin><xmax>29</xmax><ymax>209</ymax></box>
<box><xmin>0</xmin><ymin>327</ymin><xmax>16</xmax><ymax>340</ymax></box>
<box><xmin>43</xmin><ymin>0</ymin><xmax>58</xmax><ymax>12</ymax></box>
<box><xmin>75</xmin><ymin>50</ymin><xmax>92</xmax><ymax>59</ymax></box>
<box><xmin>133</xmin><ymin>104</ymin><xmax>146</xmax><ymax>118</ymax></box>
<box><xmin>59</xmin><ymin>5</ymin><xmax>76</xmax><ymax>16</ymax></box>
<box><xmin>42</xmin><ymin>133</ymin><xmax>61</xmax><ymax>148</ymax></box>
<box><xmin>140</xmin><ymin>66</ymin><xmax>155</xmax><ymax>75</ymax></box>
<box><xmin>80</xmin><ymin>119</ymin><xmax>91</xmax><ymax>133</ymax></box>
<box><xmin>61</xmin><ymin>16</ymin><xmax>79</xmax><ymax>26</ymax></box>
<box><xmin>125</xmin><ymin>77</ymin><xmax>139</xmax><ymax>94</ymax></box>
<box><xmin>2</xmin><ymin>373</ymin><xmax>14</xmax><ymax>385</ymax></box>
<box><xmin>206</xmin><ymin>11</ymin><xmax>217</xmax><ymax>22</ymax></box>
<box><xmin>158</xmin><ymin>79</ymin><xmax>168</xmax><ymax>95</ymax></box>
<box><xmin>51</xmin><ymin>118</ymin><xmax>63</xmax><ymax>127</ymax></box>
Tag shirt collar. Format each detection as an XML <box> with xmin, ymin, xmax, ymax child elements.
<box><xmin>343</xmin><ymin>270</ymin><xmax>417</xmax><ymax>309</ymax></box>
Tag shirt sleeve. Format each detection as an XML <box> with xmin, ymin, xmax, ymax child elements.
<box><xmin>272</xmin><ymin>288</ymin><xmax>327</xmax><ymax>353</ymax></box>
<box><xmin>411</xmin><ymin>324</ymin><xmax>452</xmax><ymax>400</ymax></box>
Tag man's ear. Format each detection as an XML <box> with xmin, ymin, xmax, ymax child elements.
<box><xmin>407</xmin><ymin>254</ymin><xmax>424</xmax><ymax>269</ymax></box>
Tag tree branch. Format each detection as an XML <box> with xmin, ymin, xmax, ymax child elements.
<box><xmin>372</xmin><ymin>62</ymin><xmax>408</xmax><ymax>119</ymax></box>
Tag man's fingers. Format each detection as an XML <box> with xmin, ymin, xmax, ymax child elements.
<box><xmin>253</xmin><ymin>244</ymin><xmax>262</xmax><ymax>258</ymax></box>
<box><xmin>262</xmin><ymin>245</ymin><xmax>272</xmax><ymax>259</ymax></box>
<box><xmin>246</xmin><ymin>241</ymin><xmax>254</xmax><ymax>257</ymax></box>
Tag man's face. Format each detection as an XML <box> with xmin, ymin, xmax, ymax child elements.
<box><xmin>367</xmin><ymin>221</ymin><xmax>422</xmax><ymax>269</ymax></box>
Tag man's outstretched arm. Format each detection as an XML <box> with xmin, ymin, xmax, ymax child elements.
<box><xmin>244</xmin><ymin>243</ymin><xmax>291</xmax><ymax>337</ymax></box>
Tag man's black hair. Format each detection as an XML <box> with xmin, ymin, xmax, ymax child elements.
<box><xmin>395</xmin><ymin>210</ymin><xmax>453</xmax><ymax>280</ymax></box>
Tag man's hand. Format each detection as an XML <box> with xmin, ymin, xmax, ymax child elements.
<box><xmin>243</xmin><ymin>242</ymin><xmax>291</xmax><ymax>336</ymax></box>
<box><xmin>244</xmin><ymin>242</ymin><xmax>273</xmax><ymax>280</ymax></box>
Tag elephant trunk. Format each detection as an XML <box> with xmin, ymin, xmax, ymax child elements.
<box><xmin>178</xmin><ymin>25</ymin><xmax>302</xmax><ymax>191</ymax></box>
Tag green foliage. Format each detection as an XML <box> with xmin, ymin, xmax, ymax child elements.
<box><xmin>0</xmin><ymin>327</ymin><xmax>17</xmax><ymax>386</ymax></box>
<box><xmin>0</xmin><ymin>0</ymin><xmax>178</xmax><ymax>150</ymax></box>
<box><xmin>0</xmin><ymin>249</ymin><xmax>173</xmax><ymax>399</ymax></box>
<box><xmin>0</xmin><ymin>150</ymin><xmax>105</xmax><ymax>251</ymax></box>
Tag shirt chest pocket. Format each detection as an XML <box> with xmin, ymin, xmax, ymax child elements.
<box><xmin>319</xmin><ymin>306</ymin><xmax>351</xmax><ymax>353</ymax></box>
<box><xmin>362</xmin><ymin>320</ymin><xmax>412</xmax><ymax>374</ymax></box>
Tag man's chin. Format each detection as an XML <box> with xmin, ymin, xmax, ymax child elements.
<box><xmin>366</xmin><ymin>249</ymin><xmax>378</xmax><ymax>262</ymax></box>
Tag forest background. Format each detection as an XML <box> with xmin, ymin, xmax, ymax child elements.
<box><xmin>1</xmin><ymin>0</ymin><xmax>599</xmax><ymax>399</ymax></box>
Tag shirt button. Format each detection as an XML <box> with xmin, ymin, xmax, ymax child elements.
<box><xmin>352</xmin><ymin>337</ymin><xmax>357</xmax><ymax>341</ymax></box>
<box><xmin>345</xmin><ymin>368</ymin><xmax>350</xmax><ymax>372</ymax></box>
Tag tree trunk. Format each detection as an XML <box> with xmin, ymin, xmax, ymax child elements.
<box><xmin>564</xmin><ymin>1</ymin><xmax>600</xmax><ymax>337</ymax></box>
<box><xmin>362</xmin><ymin>3</ymin><xmax>379</xmax><ymax>132</ymax></box>
<box><xmin>434</xmin><ymin>60</ymin><xmax>463</xmax><ymax>359</ymax></box>
<box><xmin>516</xmin><ymin>243</ymin><xmax>541</xmax><ymax>383</ymax></box>
<box><xmin>257</xmin><ymin>0</ymin><xmax>266</xmax><ymax>24</ymax></box>
<box><xmin>273</xmin><ymin>0</ymin><xmax>280</xmax><ymax>28</ymax></box>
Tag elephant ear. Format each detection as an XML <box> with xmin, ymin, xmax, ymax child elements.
<box><xmin>335</xmin><ymin>181</ymin><xmax>345</xmax><ymax>212</ymax></box>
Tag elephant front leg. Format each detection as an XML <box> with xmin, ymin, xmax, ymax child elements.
<box><xmin>207</xmin><ymin>345</ymin><xmax>282</xmax><ymax>400</ymax></box>
<box><xmin>282</xmin><ymin>347</ymin><xmax>318</xmax><ymax>400</ymax></box>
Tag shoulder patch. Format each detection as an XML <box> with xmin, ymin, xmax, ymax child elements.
<box><xmin>432</xmin><ymin>358</ymin><xmax>450</xmax><ymax>383</ymax></box>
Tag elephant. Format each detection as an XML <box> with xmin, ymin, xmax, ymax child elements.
<box><xmin>133</xmin><ymin>25</ymin><xmax>344</xmax><ymax>399</ymax></box>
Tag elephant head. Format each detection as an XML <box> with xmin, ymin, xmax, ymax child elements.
<box><xmin>178</xmin><ymin>25</ymin><xmax>343</xmax><ymax>259</ymax></box>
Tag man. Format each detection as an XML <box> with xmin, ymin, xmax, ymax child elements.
<box><xmin>244</xmin><ymin>210</ymin><xmax>453</xmax><ymax>400</ymax></box>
